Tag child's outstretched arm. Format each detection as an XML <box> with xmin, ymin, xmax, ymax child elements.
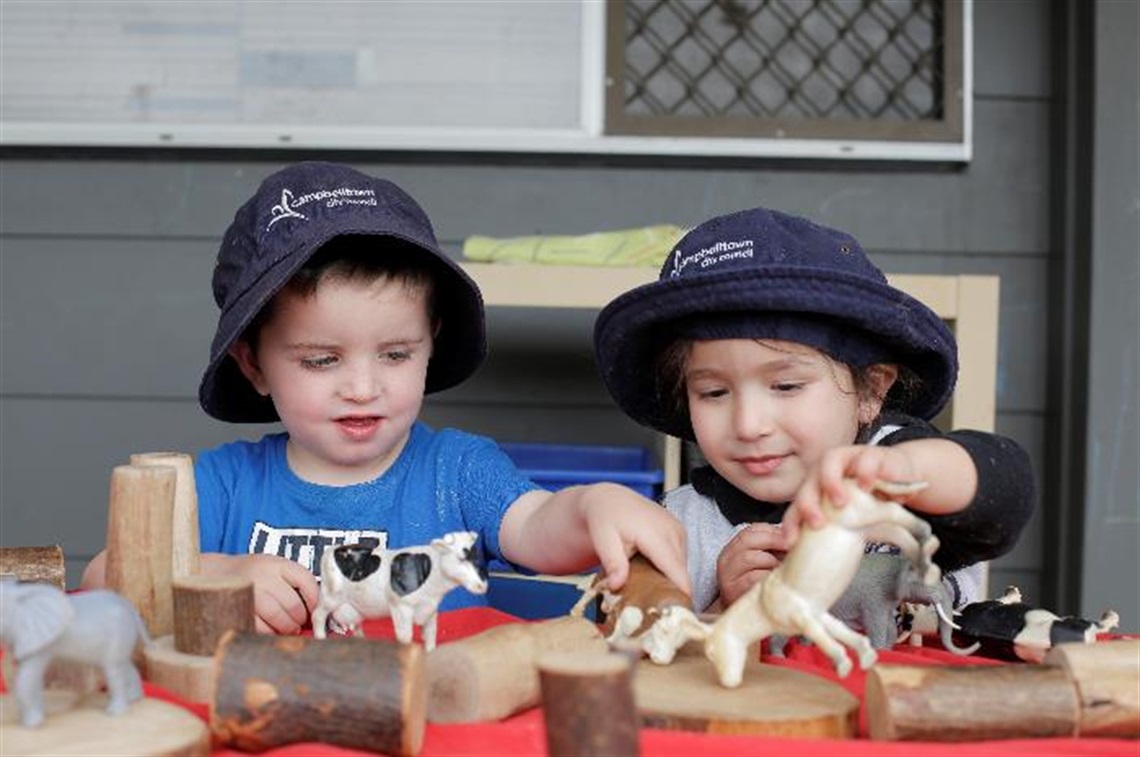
<box><xmin>784</xmin><ymin>439</ymin><xmax>977</xmax><ymax>541</ymax></box>
<box><xmin>498</xmin><ymin>482</ymin><xmax>690</xmax><ymax>595</ymax></box>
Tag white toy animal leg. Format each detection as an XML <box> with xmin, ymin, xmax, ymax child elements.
<box><xmin>391</xmin><ymin>606</ymin><xmax>415</xmax><ymax>645</ymax></box>
<box><xmin>706</xmin><ymin>628</ymin><xmax>752</xmax><ymax>688</ymax></box>
<box><xmin>789</xmin><ymin>611</ymin><xmax>854</xmax><ymax>678</ymax></box>
<box><xmin>819</xmin><ymin>612</ymin><xmax>878</xmax><ymax>670</ymax></box>
<box><xmin>422</xmin><ymin>612</ymin><xmax>439</xmax><ymax>652</ymax></box>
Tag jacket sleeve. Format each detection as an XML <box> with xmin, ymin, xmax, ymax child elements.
<box><xmin>877</xmin><ymin>418</ymin><xmax>1036</xmax><ymax>571</ymax></box>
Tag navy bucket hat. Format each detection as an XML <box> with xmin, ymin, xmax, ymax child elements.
<box><xmin>593</xmin><ymin>207</ymin><xmax>958</xmax><ymax>441</ymax></box>
<box><xmin>199</xmin><ymin>162</ymin><xmax>486</xmax><ymax>423</ymax></box>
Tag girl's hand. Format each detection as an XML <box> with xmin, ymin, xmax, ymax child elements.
<box><xmin>200</xmin><ymin>553</ymin><xmax>319</xmax><ymax>635</ymax></box>
<box><xmin>784</xmin><ymin>444</ymin><xmax>919</xmax><ymax>542</ymax></box>
<box><xmin>715</xmin><ymin>523</ymin><xmax>790</xmax><ymax>607</ymax></box>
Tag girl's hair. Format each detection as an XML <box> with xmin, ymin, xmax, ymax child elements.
<box><xmin>243</xmin><ymin>235</ymin><xmax>438</xmax><ymax>346</ymax></box>
<box><xmin>654</xmin><ymin>337</ymin><xmax>921</xmax><ymax>437</ymax></box>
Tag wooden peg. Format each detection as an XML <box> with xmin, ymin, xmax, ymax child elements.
<box><xmin>211</xmin><ymin>631</ymin><xmax>426</xmax><ymax>756</ymax></box>
<box><xmin>131</xmin><ymin>451</ymin><xmax>201</xmax><ymax>579</ymax></box>
<box><xmin>0</xmin><ymin>545</ymin><xmax>66</xmax><ymax>590</ymax></box>
<box><xmin>105</xmin><ymin>464</ymin><xmax>176</xmax><ymax>637</ymax></box>
<box><xmin>539</xmin><ymin>651</ymin><xmax>640</xmax><ymax>757</ymax></box>
<box><xmin>172</xmin><ymin>574</ymin><xmax>254</xmax><ymax>656</ymax></box>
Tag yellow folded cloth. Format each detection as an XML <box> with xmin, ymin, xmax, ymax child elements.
<box><xmin>463</xmin><ymin>224</ymin><xmax>685</xmax><ymax>267</ymax></box>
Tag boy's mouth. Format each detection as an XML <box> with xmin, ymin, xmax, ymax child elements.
<box><xmin>335</xmin><ymin>415</ymin><xmax>381</xmax><ymax>438</ymax></box>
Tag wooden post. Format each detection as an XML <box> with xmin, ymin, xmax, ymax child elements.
<box><xmin>105</xmin><ymin>464</ymin><xmax>176</xmax><ymax>637</ymax></box>
<box><xmin>539</xmin><ymin>651</ymin><xmax>640</xmax><ymax>757</ymax></box>
<box><xmin>0</xmin><ymin>545</ymin><xmax>66</xmax><ymax>590</ymax></box>
<box><xmin>866</xmin><ymin>664</ymin><xmax>1080</xmax><ymax>741</ymax></box>
<box><xmin>1045</xmin><ymin>639</ymin><xmax>1140</xmax><ymax>738</ymax></box>
<box><xmin>211</xmin><ymin>632</ymin><xmax>426</xmax><ymax>756</ymax></box>
<box><xmin>131</xmin><ymin>451</ymin><xmax>201</xmax><ymax>579</ymax></box>
<box><xmin>172</xmin><ymin>575</ymin><xmax>254</xmax><ymax>656</ymax></box>
<box><xmin>426</xmin><ymin>616</ymin><xmax>606</xmax><ymax>723</ymax></box>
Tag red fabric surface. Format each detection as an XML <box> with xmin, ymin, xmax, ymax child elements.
<box><xmin>5</xmin><ymin>608</ymin><xmax>1137</xmax><ymax>757</ymax></box>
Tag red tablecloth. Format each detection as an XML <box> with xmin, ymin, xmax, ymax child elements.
<box><xmin>7</xmin><ymin>608</ymin><xmax>1138</xmax><ymax>757</ymax></box>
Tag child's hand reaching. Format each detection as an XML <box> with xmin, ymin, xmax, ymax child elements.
<box><xmin>200</xmin><ymin>553</ymin><xmax>320</xmax><ymax>635</ymax></box>
<box><xmin>783</xmin><ymin>443</ymin><xmax>919</xmax><ymax>543</ymax></box>
<box><xmin>716</xmin><ymin>523</ymin><xmax>790</xmax><ymax>607</ymax></box>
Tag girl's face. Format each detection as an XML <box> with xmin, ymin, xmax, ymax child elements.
<box><xmin>685</xmin><ymin>339</ymin><xmax>885</xmax><ymax>503</ymax></box>
<box><xmin>230</xmin><ymin>275</ymin><xmax>433</xmax><ymax>486</ymax></box>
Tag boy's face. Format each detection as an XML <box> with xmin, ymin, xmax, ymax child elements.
<box><xmin>230</xmin><ymin>275</ymin><xmax>433</xmax><ymax>486</ymax></box>
<box><xmin>685</xmin><ymin>339</ymin><xmax>884</xmax><ymax>504</ymax></box>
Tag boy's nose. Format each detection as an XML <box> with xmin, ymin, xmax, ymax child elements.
<box><xmin>341</xmin><ymin>365</ymin><xmax>380</xmax><ymax>402</ymax></box>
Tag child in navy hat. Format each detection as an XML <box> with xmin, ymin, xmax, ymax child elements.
<box><xmin>594</xmin><ymin>207</ymin><xmax>1035</xmax><ymax>613</ymax></box>
<box><xmin>83</xmin><ymin>162</ymin><xmax>688</xmax><ymax>633</ymax></box>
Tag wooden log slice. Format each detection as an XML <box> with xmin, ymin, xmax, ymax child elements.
<box><xmin>130</xmin><ymin>452</ymin><xmax>201</xmax><ymax>580</ymax></box>
<box><xmin>211</xmin><ymin>631</ymin><xmax>426</xmax><ymax>756</ymax></box>
<box><xmin>539</xmin><ymin>651</ymin><xmax>640</xmax><ymax>757</ymax></box>
<box><xmin>634</xmin><ymin>654</ymin><xmax>858</xmax><ymax>738</ymax></box>
<box><xmin>0</xmin><ymin>691</ymin><xmax>209</xmax><ymax>757</ymax></box>
<box><xmin>143</xmin><ymin>635</ymin><xmax>215</xmax><ymax>704</ymax></box>
<box><xmin>172</xmin><ymin>575</ymin><xmax>254</xmax><ymax>656</ymax></box>
<box><xmin>0</xmin><ymin>545</ymin><xmax>66</xmax><ymax>591</ymax></box>
<box><xmin>865</xmin><ymin>663</ymin><xmax>1079</xmax><ymax>741</ymax></box>
<box><xmin>1045</xmin><ymin>638</ymin><xmax>1140</xmax><ymax>738</ymax></box>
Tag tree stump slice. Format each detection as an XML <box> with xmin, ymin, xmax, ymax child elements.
<box><xmin>0</xmin><ymin>545</ymin><xmax>66</xmax><ymax>591</ymax></box>
<box><xmin>1045</xmin><ymin>638</ymin><xmax>1140</xmax><ymax>738</ymax></box>
<box><xmin>866</xmin><ymin>663</ymin><xmax>1079</xmax><ymax>741</ymax></box>
<box><xmin>105</xmin><ymin>464</ymin><xmax>176</xmax><ymax>638</ymax></box>
<box><xmin>211</xmin><ymin>631</ymin><xmax>426</xmax><ymax>756</ymax></box>
<box><xmin>172</xmin><ymin>575</ymin><xmax>254</xmax><ymax>656</ymax></box>
<box><xmin>539</xmin><ymin>651</ymin><xmax>640</xmax><ymax>757</ymax></box>
<box><xmin>130</xmin><ymin>452</ymin><xmax>201</xmax><ymax>580</ymax></box>
<box><xmin>143</xmin><ymin>635</ymin><xmax>215</xmax><ymax>704</ymax></box>
<box><xmin>427</xmin><ymin>615</ymin><xmax>607</xmax><ymax>723</ymax></box>
<box><xmin>0</xmin><ymin>691</ymin><xmax>209</xmax><ymax>756</ymax></box>
<box><xmin>634</xmin><ymin>654</ymin><xmax>858</xmax><ymax>738</ymax></box>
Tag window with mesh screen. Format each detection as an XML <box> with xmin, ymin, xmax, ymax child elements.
<box><xmin>605</xmin><ymin>0</ymin><xmax>964</xmax><ymax>143</ymax></box>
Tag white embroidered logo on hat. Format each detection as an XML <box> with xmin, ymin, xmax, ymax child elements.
<box><xmin>267</xmin><ymin>189</ymin><xmax>307</xmax><ymax>229</ymax></box>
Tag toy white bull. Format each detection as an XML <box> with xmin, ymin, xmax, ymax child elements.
<box><xmin>635</xmin><ymin>479</ymin><xmax>943</xmax><ymax>687</ymax></box>
<box><xmin>312</xmin><ymin>531</ymin><xmax>488</xmax><ymax>652</ymax></box>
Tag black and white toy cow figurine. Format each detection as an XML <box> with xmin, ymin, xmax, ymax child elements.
<box><xmin>952</xmin><ymin>585</ymin><xmax>1119</xmax><ymax>663</ymax></box>
<box><xmin>312</xmin><ymin>531</ymin><xmax>488</xmax><ymax>651</ymax></box>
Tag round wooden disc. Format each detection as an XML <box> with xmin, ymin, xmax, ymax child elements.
<box><xmin>634</xmin><ymin>655</ymin><xmax>858</xmax><ymax>739</ymax></box>
<box><xmin>0</xmin><ymin>691</ymin><xmax>209</xmax><ymax>757</ymax></box>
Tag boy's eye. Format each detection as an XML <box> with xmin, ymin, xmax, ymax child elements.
<box><xmin>301</xmin><ymin>355</ymin><xmax>338</xmax><ymax>369</ymax></box>
<box><xmin>773</xmin><ymin>381</ymin><xmax>804</xmax><ymax>393</ymax></box>
<box><xmin>694</xmin><ymin>387</ymin><xmax>728</xmax><ymax>400</ymax></box>
<box><xmin>382</xmin><ymin>349</ymin><xmax>412</xmax><ymax>362</ymax></box>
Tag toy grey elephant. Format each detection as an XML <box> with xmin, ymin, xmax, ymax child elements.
<box><xmin>829</xmin><ymin>553</ymin><xmax>979</xmax><ymax>653</ymax></box>
<box><xmin>0</xmin><ymin>578</ymin><xmax>148</xmax><ymax>727</ymax></box>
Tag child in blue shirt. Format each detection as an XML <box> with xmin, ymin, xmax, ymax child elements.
<box><xmin>593</xmin><ymin>207</ymin><xmax>1034</xmax><ymax>613</ymax></box>
<box><xmin>83</xmin><ymin>162</ymin><xmax>688</xmax><ymax>633</ymax></box>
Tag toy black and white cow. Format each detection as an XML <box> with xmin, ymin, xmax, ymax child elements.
<box><xmin>952</xmin><ymin>585</ymin><xmax>1119</xmax><ymax>663</ymax></box>
<box><xmin>312</xmin><ymin>531</ymin><xmax>488</xmax><ymax>651</ymax></box>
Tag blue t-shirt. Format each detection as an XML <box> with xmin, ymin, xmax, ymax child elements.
<box><xmin>194</xmin><ymin>421</ymin><xmax>539</xmax><ymax>609</ymax></box>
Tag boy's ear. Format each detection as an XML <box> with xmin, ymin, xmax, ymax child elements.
<box><xmin>858</xmin><ymin>363</ymin><xmax>899</xmax><ymax>424</ymax></box>
<box><xmin>228</xmin><ymin>340</ymin><xmax>271</xmax><ymax>397</ymax></box>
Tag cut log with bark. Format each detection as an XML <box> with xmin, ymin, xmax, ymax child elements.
<box><xmin>1044</xmin><ymin>638</ymin><xmax>1140</xmax><ymax>738</ymax></box>
<box><xmin>427</xmin><ymin>615</ymin><xmax>606</xmax><ymax>723</ymax></box>
<box><xmin>211</xmin><ymin>631</ymin><xmax>426</xmax><ymax>756</ymax></box>
<box><xmin>172</xmin><ymin>575</ymin><xmax>254</xmax><ymax>656</ymax></box>
<box><xmin>539</xmin><ymin>651</ymin><xmax>640</xmax><ymax>757</ymax></box>
<box><xmin>866</xmin><ymin>664</ymin><xmax>1079</xmax><ymax>741</ymax></box>
<box><xmin>0</xmin><ymin>545</ymin><xmax>66</xmax><ymax>590</ymax></box>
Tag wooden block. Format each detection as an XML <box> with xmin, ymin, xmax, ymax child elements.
<box><xmin>427</xmin><ymin>615</ymin><xmax>607</xmax><ymax>723</ymax></box>
<box><xmin>142</xmin><ymin>636</ymin><xmax>215</xmax><ymax>704</ymax></box>
<box><xmin>105</xmin><ymin>464</ymin><xmax>176</xmax><ymax>638</ymax></box>
<box><xmin>172</xmin><ymin>575</ymin><xmax>254</xmax><ymax>656</ymax></box>
<box><xmin>1045</xmin><ymin>638</ymin><xmax>1140</xmax><ymax>738</ymax></box>
<box><xmin>634</xmin><ymin>654</ymin><xmax>858</xmax><ymax>738</ymax></box>
<box><xmin>130</xmin><ymin>452</ymin><xmax>201</xmax><ymax>580</ymax></box>
<box><xmin>0</xmin><ymin>545</ymin><xmax>66</xmax><ymax>591</ymax></box>
<box><xmin>211</xmin><ymin>631</ymin><xmax>426</xmax><ymax>756</ymax></box>
<box><xmin>0</xmin><ymin>691</ymin><xmax>209</xmax><ymax>756</ymax></box>
<box><xmin>539</xmin><ymin>651</ymin><xmax>640</xmax><ymax>757</ymax></box>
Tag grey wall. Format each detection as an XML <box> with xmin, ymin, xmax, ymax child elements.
<box><xmin>2</xmin><ymin>0</ymin><xmax>1131</xmax><ymax>629</ymax></box>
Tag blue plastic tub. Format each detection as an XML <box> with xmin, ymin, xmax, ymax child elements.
<box><xmin>499</xmin><ymin>441</ymin><xmax>664</xmax><ymax>499</ymax></box>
